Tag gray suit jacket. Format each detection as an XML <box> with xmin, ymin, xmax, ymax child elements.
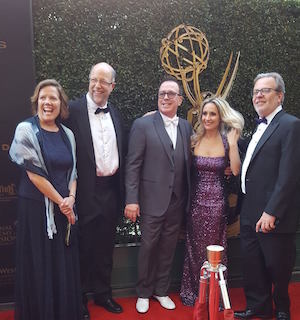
<box><xmin>125</xmin><ymin>111</ymin><xmax>193</xmax><ymax>216</ymax></box>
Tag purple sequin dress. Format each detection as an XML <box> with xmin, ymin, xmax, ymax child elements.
<box><xmin>180</xmin><ymin>136</ymin><xmax>228</xmax><ymax>306</ymax></box>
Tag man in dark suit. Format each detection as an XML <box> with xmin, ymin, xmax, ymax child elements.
<box><xmin>124</xmin><ymin>77</ymin><xmax>193</xmax><ymax>313</ymax></box>
<box><xmin>234</xmin><ymin>72</ymin><xmax>300</xmax><ymax>320</ymax></box>
<box><xmin>65</xmin><ymin>62</ymin><xmax>124</xmax><ymax>319</ymax></box>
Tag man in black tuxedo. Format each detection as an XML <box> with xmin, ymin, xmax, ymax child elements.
<box><xmin>124</xmin><ymin>77</ymin><xmax>193</xmax><ymax>313</ymax></box>
<box><xmin>235</xmin><ymin>72</ymin><xmax>300</xmax><ymax>320</ymax></box>
<box><xmin>65</xmin><ymin>63</ymin><xmax>124</xmax><ymax>319</ymax></box>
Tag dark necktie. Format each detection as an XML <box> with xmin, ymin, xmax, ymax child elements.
<box><xmin>255</xmin><ymin>117</ymin><xmax>267</xmax><ymax>125</ymax></box>
<box><xmin>95</xmin><ymin>106</ymin><xmax>110</xmax><ymax>114</ymax></box>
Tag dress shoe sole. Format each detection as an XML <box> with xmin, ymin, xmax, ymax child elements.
<box><xmin>152</xmin><ymin>296</ymin><xmax>176</xmax><ymax>310</ymax></box>
<box><xmin>94</xmin><ymin>301</ymin><xmax>123</xmax><ymax>313</ymax></box>
<box><xmin>136</xmin><ymin>308</ymin><xmax>149</xmax><ymax>314</ymax></box>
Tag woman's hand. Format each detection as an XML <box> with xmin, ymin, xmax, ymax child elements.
<box><xmin>227</xmin><ymin>128</ymin><xmax>241</xmax><ymax>176</ymax></box>
<box><xmin>59</xmin><ymin>196</ymin><xmax>76</xmax><ymax>224</ymax></box>
<box><xmin>26</xmin><ymin>171</ymin><xmax>77</xmax><ymax>225</ymax></box>
<box><xmin>65</xmin><ymin>209</ymin><xmax>76</xmax><ymax>225</ymax></box>
<box><xmin>227</xmin><ymin>128</ymin><xmax>239</xmax><ymax>146</ymax></box>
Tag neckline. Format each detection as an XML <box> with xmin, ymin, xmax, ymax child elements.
<box><xmin>194</xmin><ymin>154</ymin><xmax>225</xmax><ymax>159</ymax></box>
<box><xmin>41</xmin><ymin>127</ymin><xmax>60</xmax><ymax>133</ymax></box>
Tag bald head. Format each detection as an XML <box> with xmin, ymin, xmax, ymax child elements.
<box><xmin>88</xmin><ymin>62</ymin><xmax>116</xmax><ymax>106</ymax></box>
<box><xmin>89</xmin><ymin>62</ymin><xmax>116</xmax><ymax>83</ymax></box>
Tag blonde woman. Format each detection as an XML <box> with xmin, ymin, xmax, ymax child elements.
<box><xmin>180</xmin><ymin>97</ymin><xmax>244</xmax><ymax>306</ymax></box>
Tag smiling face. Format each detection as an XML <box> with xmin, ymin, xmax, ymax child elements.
<box><xmin>88</xmin><ymin>64</ymin><xmax>115</xmax><ymax>107</ymax></box>
<box><xmin>201</xmin><ymin>102</ymin><xmax>221</xmax><ymax>132</ymax></box>
<box><xmin>252</xmin><ymin>77</ymin><xmax>283</xmax><ymax>118</ymax></box>
<box><xmin>157</xmin><ymin>81</ymin><xmax>183</xmax><ymax>118</ymax></box>
<box><xmin>37</xmin><ymin>86</ymin><xmax>61</xmax><ymax>127</ymax></box>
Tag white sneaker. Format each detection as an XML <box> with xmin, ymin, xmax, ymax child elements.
<box><xmin>136</xmin><ymin>297</ymin><xmax>149</xmax><ymax>313</ymax></box>
<box><xmin>153</xmin><ymin>295</ymin><xmax>176</xmax><ymax>310</ymax></box>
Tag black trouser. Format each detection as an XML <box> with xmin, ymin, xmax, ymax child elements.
<box><xmin>79</xmin><ymin>175</ymin><xmax>119</xmax><ymax>300</ymax></box>
<box><xmin>240</xmin><ymin>224</ymin><xmax>296</xmax><ymax>314</ymax></box>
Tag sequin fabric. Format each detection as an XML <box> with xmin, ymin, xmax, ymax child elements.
<box><xmin>180</xmin><ymin>136</ymin><xmax>228</xmax><ymax>306</ymax></box>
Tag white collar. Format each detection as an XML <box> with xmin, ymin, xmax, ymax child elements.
<box><xmin>159</xmin><ymin>112</ymin><xmax>178</xmax><ymax>123</ymax></box>
<box><xmin>264</xmin><ymin>105</ymin><xmax>282</xmax><ymax>124</ymax></box>
<box><xmin>86</xmin><ymin>93</ymin><xmax>108</xmax><ymax>113</ymax></box>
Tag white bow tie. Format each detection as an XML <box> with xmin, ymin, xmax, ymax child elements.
<box><xmin>164</xmin><ymin>117</ymin><xmax>179</xmax><ymax>127</ymax></box>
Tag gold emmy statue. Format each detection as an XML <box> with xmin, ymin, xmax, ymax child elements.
<box><xmin>160</xmin><ymin>24</ymin><xmax>240</xmax><ymax>127</ymax></box>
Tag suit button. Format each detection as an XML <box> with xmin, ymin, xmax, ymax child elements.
<box><xmin>169</xmin><ymin>186</ymin><xmax>172</xmax><ymax>189</ymax></box>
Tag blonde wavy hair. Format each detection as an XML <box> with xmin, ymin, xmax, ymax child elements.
<box><xmin>191</xmin><ymin>97</ymin><xmax>244</xmax><ymax>148</ymax></box>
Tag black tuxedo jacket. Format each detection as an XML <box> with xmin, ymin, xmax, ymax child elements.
<box><xmin>65</xmin><ymin>96</ymin><xmax>125</xmax><ymax>225</ymax></box>
<box><xmin>241</xmin><ymin>110</ymin><xmax>300</xmax><ymax>233</ymax></box>
<box><xmin>125</xmin><ymin>111</ymin><xmax>193</xmax><ymax>216</ymax></box>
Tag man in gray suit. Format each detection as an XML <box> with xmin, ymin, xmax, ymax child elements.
<box><xmin>124</xmin><ymin>77</ymin><xmax>193</xmax><ymax>313</ymax></box>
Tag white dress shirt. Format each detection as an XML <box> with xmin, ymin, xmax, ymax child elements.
<box><xmin>241</xmin><ymin>105</ymin><xmax>282</xmax><ymax>194</ymax></box>
<box><xmin>160</xmin><ymin>112</ymin><xmax>179</xmax><ymax>149</ymax></box>
<box><xmin>86</xmin><ymin>93</ymin><xmax>119</xmax><ymax>176</ymax></box>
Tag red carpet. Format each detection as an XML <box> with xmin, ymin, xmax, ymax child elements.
<box><xmin>0</xmin><ymin>283</ymin><xmax>299</xmax><ymax>319</ymax></box>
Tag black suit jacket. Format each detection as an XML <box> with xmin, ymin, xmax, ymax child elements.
<box><xmin>125</xmin><ymin>111</ymin><xmax>193</xmax><ymax>216</ymax></box>
<box><xmin>65</xmin><ymin>96</ymin><xmax>125</xmax><ymax>225</ymax></box>
<box><xmin>241</xmin><ymin>110</ymin><xmax>300</xmax><ymax>233</ymax></box>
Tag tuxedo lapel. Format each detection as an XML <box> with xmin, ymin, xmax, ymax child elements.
<box><xmin>109</xmin><ymin>103</ymin><xmax>123</xmax><ymax>163</ymax></box>
<box><xmin>178</xmin><ymin>119</ymin><xmax>189</xmax><ymax>161</ymax></box>
<box><xmin>153</xmin><ymin>112</ymin><xmax>174</xmax><ymax>165</ymax></box>
<box><xmin>76</xmin><ymin>97</ymin><xmax>95</xmax><ymax>164</ymax></box>
<box><xmin>250</xmin><ymin>111</ymin><xmax>283</xmax><ymax>163</ymax></box>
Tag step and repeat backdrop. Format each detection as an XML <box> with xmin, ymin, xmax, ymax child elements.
<box><xmin>0</xmin><ymin>0</ymin><xmax>35</xmax><ymax>303</ymax></box>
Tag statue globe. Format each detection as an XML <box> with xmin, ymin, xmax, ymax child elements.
<box><xmin>160</xmin><ymin>24</ymin><xmax>210</xmax><ymax>109</ymax></box>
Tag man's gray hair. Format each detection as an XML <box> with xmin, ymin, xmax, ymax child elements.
<box><xmin>254</xmin><ymin>72</ymin><xmax>285</xmax><ymax>103</ymax></box>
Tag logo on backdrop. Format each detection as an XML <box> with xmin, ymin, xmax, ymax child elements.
<box><xmin>0</xmin><ymin>267</ymin><xmax>15</xmax><ymax>285</ymax></box>
<box><xmin>0</xmin><ymin>224</ymin><xmax>16</xmax><ymax>246</ymax></box>
<box><xmin>0</xmin><ymin>184</ymin><xmax>17</xmax><ymax>202</ymax></box>
<box><xmin>1</xmin><ymin>144</ymin><xmax>10</xmax><ymax>151</ymax></box>
<box><xmin>0</xmin><ymin>40</ymin><xmax>7</xmax><ymax>49</ymax></box>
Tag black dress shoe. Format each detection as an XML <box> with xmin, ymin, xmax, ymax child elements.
<box><xmin>234</xmin><ymin>309</ymin><xmax>272</xmax><ymax>319</ymax></box>
<box><xmin>82</xmin><ymin>302</ymin><xmax>90</xmax><ymax>319</ymax></box>
<box><xmin>94</xmin><ymin>297</ymin><xmax>123</xmax><ymax>313</ymax></box>
<box><xmin>276</xmin><ymin>311</ymin><xmax>290</xmax><ymax>320</ymax></box>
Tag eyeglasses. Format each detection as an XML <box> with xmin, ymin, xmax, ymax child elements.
<box><xmin>158</xmin><ymin>91</ymin><xmax>181</xmax><ymax>99</ymax></box>
<box><xmin>252</xmin><ymin>88</ymin><xmax>280</xmax><ymax>97</ymax></box>
<box><xmin>89</xmin><ymin>78</ymin><xmax>113</xmax><ymax>87</ymax></box>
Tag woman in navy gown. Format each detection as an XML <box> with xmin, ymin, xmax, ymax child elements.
<box><xmin>180</xmin><ymin>97</ymin><xmax>244</xmax><ymax>306</ymax></box>
<box><xmin>9</xmin><ymin>79</ymin><xmax>81</xmax><ymax>319</ymax></box>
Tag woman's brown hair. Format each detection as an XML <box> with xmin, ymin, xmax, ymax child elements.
<box><xmin>30</xmin><ymin>79</ymin><xmax>69</xmax><ymax>121</ymax></box>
